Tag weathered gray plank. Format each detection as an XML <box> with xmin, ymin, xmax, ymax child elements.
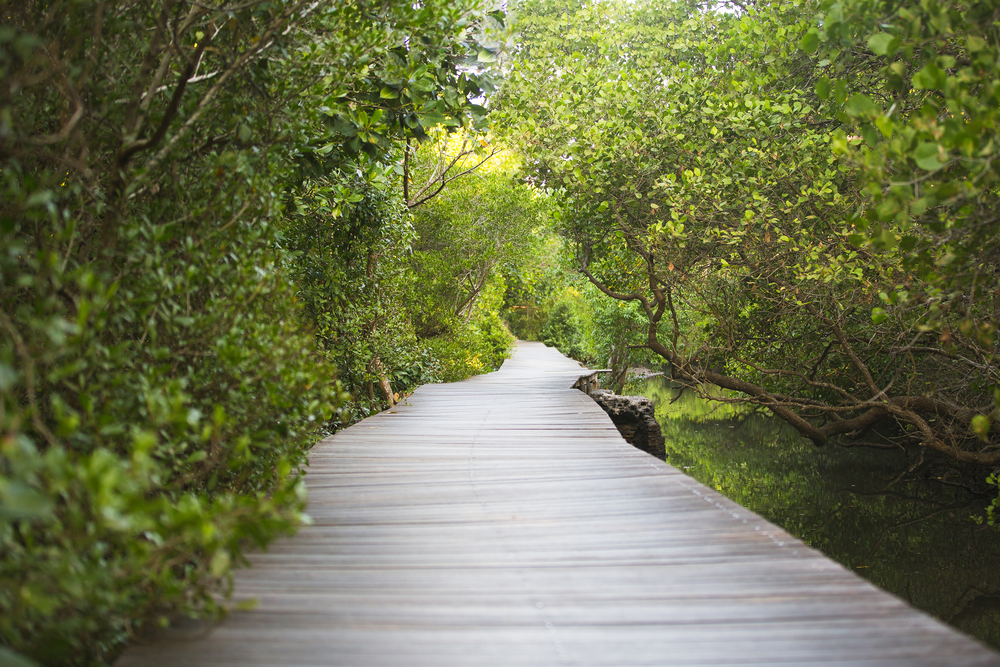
<box><xmin>116</xmin><ymin>341</ymin><xmax>1000</xmax><ymax>666</ymax></box>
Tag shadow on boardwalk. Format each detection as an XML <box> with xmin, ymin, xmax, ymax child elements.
<box><xmin>117</xmin><ymin>341</ymin><xmax>1000</xmax><ymax>666</ymax></box>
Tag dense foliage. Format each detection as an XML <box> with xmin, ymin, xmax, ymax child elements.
<box><xmin>283</xmin><ymin>133</ymin><xmax>538</xmax><ymax>423</ymax></box>
<box><xmin>405</xmin><ymin>141</ymin><xmax>549</xmax><ymax>380</ymax></box>
<box><xmin>0</xmin><ymin>0</ymin><xmax>505</xmax><ymax>663</ymax></box>
<box><xmin>283</xmin><ymin>165</ymin><xmax>426</xmax><ymax>423</ymax></box>
<box><xmin>497</xmin><ymin>0</ymin><xmax>1000</xmax><ymax>475</ymax></box>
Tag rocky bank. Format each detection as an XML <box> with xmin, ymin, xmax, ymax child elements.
<box><xmin>589</xmin><ymin>389</ymin><xmax>666</xmax><ymax>460</ymax></box>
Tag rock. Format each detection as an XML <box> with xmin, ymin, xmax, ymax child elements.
<box><xmin>589</xmin><ymin>390</ymin><xmax>666</xmax><ymax>460</ymax></box>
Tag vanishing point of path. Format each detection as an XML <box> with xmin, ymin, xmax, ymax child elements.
<box><xmin>117</xmin><ymin>341</ymin><xmax>1000</xmax><ymax>666</ymax></box>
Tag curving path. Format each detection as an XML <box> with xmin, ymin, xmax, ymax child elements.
<box><xmin>117</xmin><ymin>341</ymin><xmax>1000</xmax><ymax>666</ymax></box>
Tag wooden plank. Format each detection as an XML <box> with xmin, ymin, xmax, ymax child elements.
<box><xmin>116</xmin><ymin>341</ymin><xmax>1000</xmax><ymax>667</ymax></box>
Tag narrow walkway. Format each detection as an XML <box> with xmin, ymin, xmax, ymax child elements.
<box><xmin>118</xmin><ymin>342</ymin><xmax>1000</xmax><ymax>666</ymax></box>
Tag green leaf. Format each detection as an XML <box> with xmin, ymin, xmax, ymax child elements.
<box><xmin>871</xmin><ymin>307</ymin><xmax>887</xmax><ymax>324</ymax></box>
<box><xmin>832</xmin><ymin>79</ymin><xmax>848</xmax><ymax>103</ymax></box>
<box><xmin>379</xmin><ymin>86</ymin><xmax>398</xmax><ymax>99</ymax></box>
<box><xmin>913</xmin><ymin>142</ymin><xmax>946</xmax><ymax>171</ymax></box>
<box><xmin>800</xmin><ymin>28</ymin><xmax>820</xmax><ymax>54</ymax></box>
<box><xmin>860</xmin><ymin>123</ymin><xmax>879</xmax><ymax>145</ymax></box>
<box><xmin>867</xmin><ymin>33</ymin><xmax>899</xmax><ymax>56</ymax></box>
<box><xmin>210</xmin><ymin>550</ymin><xmax>231</xmax><ymax>577</ymax></box>
<box><xmin>912</xmin><ymin>62</ymin><xmax>945</xmax><ymax>90</ymax></box>
<box><xmin>874</xmin><ymin>115</ymin><xmax>893</xmax><ymax>139</ymax></box>
<box><xmin>185</xmin><ymin>450</ymin><xmax>208</xmax><ymax>464</ymax></box>
<box><xmin>876</xmin><ymin>228</ymin><xmax>897</xmax><ymax>248</ymax></box>
<box><xmin>417</xmin><ymin>110</ymin><xmax>447</xmax><ymax>127</ymax></box>
<box><xmin>477</xmin><ymin>49</ymin><xmax>498</xmax><ymax>63</ymax></box>
<box><xmin>25</xmin><ymin>190</ymin><xmax>53</xmax><ymax>208</ymax></box>
<box><xmin>845</xmin><ymin>93</ymin><xmax>877</xmax><ymax>118</ymax></box>
<box><xmin>0</xmin><ymin>362</ymin><xmax>17</xmax><ymax>390</ymax></box>
<box><xmin>0</xmin><ymin>481</ymin><xmax>54</xmax><ymax>520</ymax></box>
<box><xmin>815</xmin><ymin>77</ymin><xmax>831</xmax><ymax>100</ymax></box>
<box><xmin>972</xmin><ymin>415</ymin><xmax>992</xmax><ymax>441</ymax></box>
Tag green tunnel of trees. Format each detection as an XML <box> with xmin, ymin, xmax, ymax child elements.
<box><xmin>1</xmin><ymin>0</ymin><xmax>998</xmax><ymax>663</ymax></box>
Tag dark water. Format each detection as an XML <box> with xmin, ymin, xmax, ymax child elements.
<box><xmin>637</xmin><ymin>377</ymin><xmax>1000</xmax><ymax>651</ymax></box>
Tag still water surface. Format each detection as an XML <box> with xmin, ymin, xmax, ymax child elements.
<box><xmin>637</xmin><ymin>376</ymin><xmax>1000</xmax><ymax>651</ymax></box>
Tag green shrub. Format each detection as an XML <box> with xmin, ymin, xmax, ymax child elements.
<box><xmin>0</xmin><ymin>151</ymin><xmax>338</xmax><ymax>667</ymax></box>
<box><xmin>540</xmin><ymin>300</ymin><xmax>589</xmax><ymax>362</ymax></box>
<box><xmin>0</xmin><ymin>2</ymin><xmax>342</xmax><ymax>663</ymax></box>
<box><xmin>282</xmin><ymin>168</ymin><xmax>435</xmax><ymax>422</ymax></box>
<box><xmin>420</xmin><ymin>280</ymin><xmax>516</xmax><ymax>383</ymax></box>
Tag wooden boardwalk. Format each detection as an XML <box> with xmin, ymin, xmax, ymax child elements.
<box><xmin>118</xmin><ymin>342</ymin><xmax>1000</xmax><ymax>666</ymax></box>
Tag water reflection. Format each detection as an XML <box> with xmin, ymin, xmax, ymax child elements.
<box><xmin>638</xmin><ymin>377</ymin><xmax>1000</xmax><ymax>650</ymax></box>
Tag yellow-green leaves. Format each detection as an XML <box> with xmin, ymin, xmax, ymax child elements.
<box><xmin>972</xmin><ymin>415</ymin><xmax>992</xmax><ymax>441</ymax></box>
